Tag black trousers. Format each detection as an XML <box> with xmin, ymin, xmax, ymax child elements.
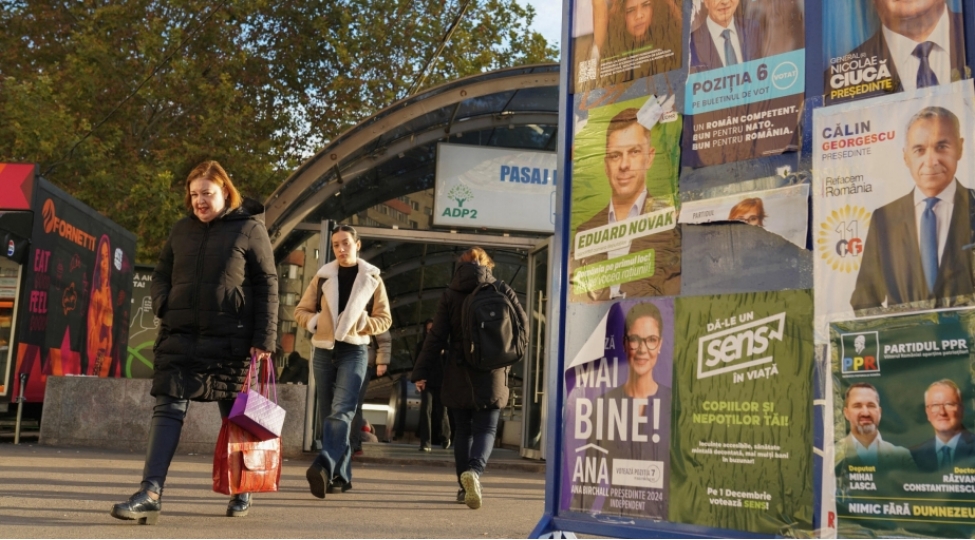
<box><xmin>418</xmin><ymin>385</ymin><xmax>450</xmax><ymax>446</ymax></box>
<box><xmin>141</xmin><ymin>395</ymin><xmax>234</xmax><ymax>495</ymax></box>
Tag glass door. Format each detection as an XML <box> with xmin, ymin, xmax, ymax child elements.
<box><xmin>521</xmin><ymin>238</ymin><xmax>550</xmax><ymax>460</ymax></box>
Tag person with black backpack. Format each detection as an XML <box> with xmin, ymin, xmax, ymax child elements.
<box><xmin>411</xmin><ymin>247</ymin><xmax>528</xmax><ymax>510</ymax></box>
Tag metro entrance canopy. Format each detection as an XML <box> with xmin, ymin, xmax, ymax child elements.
<box><xmin>264</xmin><ymin>64</ymin><xmax>560</xmax><ymax>256</ymax></box>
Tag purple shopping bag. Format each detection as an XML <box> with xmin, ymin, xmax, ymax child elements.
<box><xmin>229</xmin><ymin>355</ymin><xmax>286</xmax><ymax>441</ymax></box>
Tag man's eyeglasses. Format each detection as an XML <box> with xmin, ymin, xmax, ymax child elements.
<box><xmin>926</xmin><ymin>402</ymin><xmax>960</xmax><ymax>412</ymax></box>
<box><xmin>626</xmin><ymin>334</ymin><xmax>661</xmax><ymax>351</ymax></box>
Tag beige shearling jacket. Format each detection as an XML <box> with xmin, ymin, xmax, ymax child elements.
<box><xmin>293</xmin><ymin>259</ymin><xmax>391</xmax><ymax>349</ymax></box>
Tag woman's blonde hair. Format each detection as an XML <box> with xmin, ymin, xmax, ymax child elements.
<box><xmin>184</xmin><ymin>160</ymin><xmax>243</xmax><ymax>212</ymax></box>
<box><xmin>459</xmin><ymin>246</ymin><xmax>495</xmax><ymax>269</ymax></box>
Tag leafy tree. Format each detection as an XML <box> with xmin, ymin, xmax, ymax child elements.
<box><xmin>0</xmin><ymin>0</ymin><xmax>557</xmax><ymax>262</ymax></box>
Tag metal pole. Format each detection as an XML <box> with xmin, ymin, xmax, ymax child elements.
<box><xmin>303</xmin><ymin>219</ymin><xmax>333</xmax><ymax>452</ymax></box>
<box><xmin>13</xmin><ymin>373</ymin><xmax>27</xmax><ymax>444</ymax></box>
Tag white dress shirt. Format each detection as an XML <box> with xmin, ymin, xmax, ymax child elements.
<box><xmin>852</xmin><ymin>433</ymin><xmax>883</xmax><ymax>465</ymax></box>
<box><xmin>913</xmin><ymin>180</ymin><xmax>955</xmax><ymax>265</ymax></box>
<box><xmin>882</xmin><ymin>8</ymin><xmax>952</xmax><ymax>91</ymax></box>
<box><xmin>706</xmin><ymin>16</ymin><xmax>743</xmax><ymax>67</ymax></box>
<box><xmin>606</xmin><ymin>189</ymin><xmax>648</xmax><ymax>298</ymax></box>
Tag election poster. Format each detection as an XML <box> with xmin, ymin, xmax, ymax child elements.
<box><xmin>813</xmin><ymin>81</ymin><xmax>975</xmax><ymax>337</ymax></box>
<box><xmin>823</xmin><ymin>0</ymin><xmax>968</xmax><ymax>106</ymax></box>
<box><xmin>571</xmin><ymin>0</ymin><xmax>684</xmax><ymax>93</ymax></box>
<box><xmin>670</xmin><ymin>290</ymin><xmax>814</xmax><ymax>535</ymax></box>
<box><xmin>561</xmin><ymin>298</ymin><xmax>674</xmax><ymax>520</ymax></box>
<box><xmin>682</xmin><ymin>0</ymin><xmax>804</xmax><ymax>167</ymax></box>
<box><xmin>831</xmin><ymin>309</ymin><xmax>975</xmax><ymax>538</ymax></box>
<box><xmin>569</xmin><ymin>94</ymin><xmax>681</xmax><ymax>304</ymax></box>
<box><xmin>679</xmin><ymin>183</ymin><xmax>809</xmax><ymax>248</ymax></box>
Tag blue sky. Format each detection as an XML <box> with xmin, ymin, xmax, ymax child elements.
<box><xmin>523</xmin><ymin>0</ymin><xmax>563</xmax><ymax>50</ymax></box>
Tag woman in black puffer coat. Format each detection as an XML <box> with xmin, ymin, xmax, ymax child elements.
<box><xmin>111</xmin><ymin>161</ymin><xmax>278</xmax><ymax>524</ymax></box>
<box><xmin>412</xmin><ymin>247</ymin><xmax>527</xmax><ymax>510</ymax></box>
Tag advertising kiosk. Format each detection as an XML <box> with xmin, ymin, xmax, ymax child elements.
<box><xmin>0</xmin><ymin>164</ymin><xmax>136</xmax><ymax>411</ymax></box>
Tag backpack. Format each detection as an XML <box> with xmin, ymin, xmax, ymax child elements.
<box><xmin>461</xmin><ymin>281</ymin><xmax>528</xmax><ymax>371</ymax></box>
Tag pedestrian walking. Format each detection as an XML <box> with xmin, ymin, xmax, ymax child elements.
<box><xmin>293</xmin><ymin>225</ymin><xmax>391</xmax><ymax>498</ymax></box>
<box><xmin>110</xmin><ymin>160</ymin><xmax>278</xmax><ymax>524</ymax></box>
<box><xmin>412</xmin><ymin>247</ymin><xmax>527</xmax><ymax>509</ymax></box>
<box><xmin>415</xmin><ymin>318</ymin><xmax>450</xmax><ymax>451</ymax></box>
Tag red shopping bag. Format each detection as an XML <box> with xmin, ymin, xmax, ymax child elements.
<box><xmin>229</xmin><ymin>356</ymin><xmax>286</xmax><ymax>440</ymax></box>
<box><xmin>212</xmin><ymin>418</ymin><xmax>282</xmax><ymax>495</ymax></box>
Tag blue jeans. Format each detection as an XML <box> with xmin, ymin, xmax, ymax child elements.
<box><xmin>451</xmin><ymin>407</ymin><xmax>500</xmax><ymax>486</ymax></box>
<box><xmin>313</xmin><ymin>342</ymin><xmax>368</xmax><ymax>484</ymax></box>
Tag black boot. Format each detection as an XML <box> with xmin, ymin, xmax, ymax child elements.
<box><xmin>111</xmin><ymin>490</ymin><xmax>161</xmax><ymax>525</ymax></box>
<box><xmin>227</xmin><ymin>493</ymin><xmax>252</xmax><ymax>517</ymax></box>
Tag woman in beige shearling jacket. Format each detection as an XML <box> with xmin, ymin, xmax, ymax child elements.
<box><xmin>293</xmin><ymin>225</ymin><xmax>391</xmax><ymax>498</ymax></box>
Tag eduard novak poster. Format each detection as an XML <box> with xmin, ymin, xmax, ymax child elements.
<box><xmin>568</xmin><ymin>94</ymin><xmax>681</xmax><ymax>303</ymax></box>
<box><xmin>831</xmin><ymin>309</ymin><xmax>975</xmax><ymax>537</ymax></box>
<box><xmin>670</xmin><ymin>290</ymin><xmax>813</xmax><ymax>535</ymax></box>
<box><xmin>562</xmin><ymin>298</ymin><xmax>674</xmax><ymax>520</ymax></box>
<box><xmin>813</xmin><ymin>81</ymin><xmax>975</xmax><ymax>335</ymax></box>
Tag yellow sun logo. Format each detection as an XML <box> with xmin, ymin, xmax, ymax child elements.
<box><xmin>816</xmin><ymin>205</ymin><xmax>872</xmax><ymax>274</ymax></box>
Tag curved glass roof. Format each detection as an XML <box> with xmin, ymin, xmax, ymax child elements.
<box><xmin>265</xmin><ymin>63</ymin><xmax>560</xmax><ymax>257</ymax></box>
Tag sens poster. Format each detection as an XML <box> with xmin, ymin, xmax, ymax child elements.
<box><xmin>670</xmin><ymin>290</ymin><xmax>813</xmax><ymax>535</ymax></box>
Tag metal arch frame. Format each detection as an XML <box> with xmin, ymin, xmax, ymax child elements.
<box><xmin>269</xmin><ymin>110</ymin><xmax>558</xmax><ymax>247</ymax></box>
<box><xmin>265</xmin><ymin>65</ymin><xmax>560</xmax><ymax>249</ymax></box>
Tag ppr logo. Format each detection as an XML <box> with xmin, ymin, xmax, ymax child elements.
<box><xmin>840</xmin><ymin>331</ymin><xmax>880</xmax><ymax>375</ymax></box>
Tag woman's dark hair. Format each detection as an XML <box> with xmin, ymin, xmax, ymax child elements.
<box><xmin>332</xmin><ymin>224</ymin><xmax>359</xmax><ymax>242</ymax></box>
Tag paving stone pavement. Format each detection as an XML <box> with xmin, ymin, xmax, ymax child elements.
<box><xmin>0</xmin><ymin>443</ymin><xmax>548</xmax><ymax>538</ymax></box>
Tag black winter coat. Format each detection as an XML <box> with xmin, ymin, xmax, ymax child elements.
<box><xmin>150</xmin><ymin>199</ymin><xmax>278</xmax><ymax>401</ymax></box>
<box><xmin>412</xmin><ymin>262</ymin><xmax>523</xmax><ymax>410</ymax></box>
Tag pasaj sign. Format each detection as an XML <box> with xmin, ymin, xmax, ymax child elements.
<box><xmin>434</xmin><ymin>143</ymin><xmax>557</xmax><ymax>233</ymax></box>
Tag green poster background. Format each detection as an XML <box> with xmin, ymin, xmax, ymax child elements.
<box><xmin>670</xmin><ymin>290</ymin><xmax>814</xmax><ymax>536</ymax></box>
<box><xmin>570</xmin><ymin>95</ymin><xmax>681</xmax><ymax>237</ymax></box>
<box><xmin>831</xmin><ymin>310</ymin><xmax>975</xmax><ymax>538</ymax></box>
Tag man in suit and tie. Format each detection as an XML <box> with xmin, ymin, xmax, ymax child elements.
<box><xmin>570</xmin><ymin>108</ymin><xmax>680</xmax><ymax>302</ymax></box>
<box><xmin>689</xmin><ymin>0</ymin><xmax>763</xmax><ymax>73</ymax></box>
<box><xmin>911</xmin><ymin>379</ymin><xmax>975</xmax><ymax>472</ymax></box>
<box><xmin>836</xmin><ymin>383</ymin><xmax>915</xmax><ymax>474</ymax></box>
<box><xmin>850</xmin><ymin>106</ymin><xmax>975</xmax><ymax>312</ymax></box>
<box><xmin>825</xmin><ymin>0</ymin><xmax>967</xmax><ymax>103</ymax></box>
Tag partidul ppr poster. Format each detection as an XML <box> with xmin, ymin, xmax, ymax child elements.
<box><xmin>831</xmin><ymin>309</ymin><xmax>975</xmax><ymax>538</ymax></box>
<box><xmin>670</xmin><ymin>290</ymin><xmax>813</xmax><ymax>535</ymax></box>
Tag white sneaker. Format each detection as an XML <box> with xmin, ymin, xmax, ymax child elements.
<box><xmin>459</xmin><ymin>470</ymin><xmax>482</xmax><ymax>509</ymax></box>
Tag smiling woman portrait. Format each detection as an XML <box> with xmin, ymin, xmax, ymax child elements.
<box><xmin>110</xmin><ymin>160</ymin><xmax>278</xmax><ymax>524</ymax></box>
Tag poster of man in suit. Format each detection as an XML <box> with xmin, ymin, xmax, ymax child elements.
<box><xmin>681</xmin><ymin>0</ymin><xmax>805</xmax><ymax>167</ymax></box>
<box><xmin>823</xmin><ymin>0</ymin><xmax>968</xmax><ymax>105</ymax></box>
<box><xmin>831</xmin><ymin>310</ymin><xmax>975</xmax><ymax>537</ymax></box>
<box><xmin>813</xmin><ymin>81</ymin><xmax>975</xmax><ymax>330</ymax></box>
<box><xmin>568</xmin><ymin>94</ymin><xmax>681</xmax><ymax>304</ymax></box>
